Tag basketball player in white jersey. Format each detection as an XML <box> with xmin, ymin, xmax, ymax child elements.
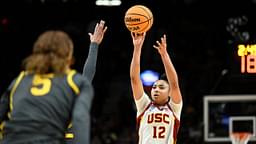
<box><xmin>130</xmin><ymin>32</ymin><xmax>183</xmax><ymax>144</ymax></box>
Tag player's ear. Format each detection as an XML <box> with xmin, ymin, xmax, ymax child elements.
<box><xmin>68</xmin><ymin>56</ymin><xmax>75</xmax><ymax>67</ymax></box>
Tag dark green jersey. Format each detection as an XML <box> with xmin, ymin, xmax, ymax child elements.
<box><xmin>0</xmin><ymin>70</ymin><xmax>93</xmax><ymax>144</ymax></box>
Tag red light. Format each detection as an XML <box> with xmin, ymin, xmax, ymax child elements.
<box><xmin>1</xmin><ymin>18</ymin><xmax>9</xmax><ymax>26</ymax></box>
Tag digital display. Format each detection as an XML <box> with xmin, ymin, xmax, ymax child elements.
<box><xmin>237</xmin><ymin>44</ymin><xmax>256</xmax><ymax>73</ymax></box>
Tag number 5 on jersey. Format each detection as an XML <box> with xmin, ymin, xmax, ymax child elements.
<box><xmin>31</xmin><ymin>74</ymin><xmax>53</xmax><ymax>96</ymax></box>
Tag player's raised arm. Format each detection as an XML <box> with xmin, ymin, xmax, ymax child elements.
<box><xmin>82</xmin><ymin>20</ymin><xmax>107</xmax><ymax>82</ymax></box>
<box><xmin>71</xmin><ymin>77</ymin><xmax>94</xmax><ymax>144</ymax></box>
<box><xmin>130</xmin><ymin>32</ymin><xmax>146</xmax><ymax>100</ymax></box>
<box><xmin>0</xmin><ymin>79</ymin><xmax>16</xmax><ymax>124</ymax></box>
<box><xmin>0</xmin><ymin>91</ymin><xmax>9</xmax><ymax>123</ymax></box>
<box><xmin>153</xmin><ymin>34</ymin><xmax>182</xmax><ymax>104</ymax></box>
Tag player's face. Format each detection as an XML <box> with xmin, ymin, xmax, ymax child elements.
<box><xmin>151</xmin><ymin>80</ymin><xmax>170</xmax><ymax>105</ymax></box>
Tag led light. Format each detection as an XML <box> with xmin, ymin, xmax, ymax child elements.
<box><xmin>96</xmin><ymin>0</ymin><xmax>121</xmax><ymax>6</ymax></box>
<box><xmin>140</xmin><ymin>70</ymin><xmax>159</xmax><ymax>86</ymax></box>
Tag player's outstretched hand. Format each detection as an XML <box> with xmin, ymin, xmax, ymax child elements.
<box><xmin>89</xmin><ymin>20</ymin><xmax>107</xmax><ymax>44</ymax></box>
<box><xmin>131</xmin><ymin>32</ymin><xmax>146</xmax><ymax>50</ymax></box>
<box><xmin>153</xmin><ymin>34</ymin><xmax>167</xmax><ymax>55</ymax></box>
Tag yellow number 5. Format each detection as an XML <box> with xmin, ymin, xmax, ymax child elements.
<box><xmin>31</xmin><ymin>75</ymin><xmax>52</xmax><ymax>96</ymax></box>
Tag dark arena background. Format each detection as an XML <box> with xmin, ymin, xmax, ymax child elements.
<box><xmin>1</xmin><ymin>0</ymin><xmax>256</xmax><ymax>143</ymax></box>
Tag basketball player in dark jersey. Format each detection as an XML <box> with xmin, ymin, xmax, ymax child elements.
<box><xmin>64</xmin><ymin>20</ymin><xmax>107</xmax><ymax>143</ymax></box>
<box><xmin>0</xmin><ymin>20</ymin><xmax>107</xmax><ymax>144</ymax></box>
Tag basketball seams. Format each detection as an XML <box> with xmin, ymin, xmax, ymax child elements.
<box><xmin>126</xmin><ymin>13</ymin><xmax>149</xmax><ymax>18</ymax></box>
<box><xmin>137</xmin><ymin>6</ymin><xmax>152</xmax><ymax>19</ymax></box>
<box><xmin>137</xmin><ymin>6</ymin><xmax>153</xmax><ymax>27</ymax></box>
<box><xmin>136</xmin><ymin>6</ymin><xmax>153</xmax><ymax>32</ymax></box>
<box><xmin>136</xmin><ymin>20</ymin><xmax>150</xmax><ymax>33</ymax></box>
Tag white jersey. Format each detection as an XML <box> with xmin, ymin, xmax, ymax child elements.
<box><xmin>135</xmin><ymin>92</ymin><xmax>182</xmax><ymax>144</ymax></box>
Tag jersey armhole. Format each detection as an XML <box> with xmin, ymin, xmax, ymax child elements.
<box><xmin>168</xmin><ymin>99</ymin><xmax>183</xmax><ymax>120</ymax></box>
<box><xmin>135</xmin><ymin>92</ymin><xmax>151</xmax><ymax>116</ymax></box>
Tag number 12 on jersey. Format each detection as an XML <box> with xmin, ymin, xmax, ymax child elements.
<box><xmin>153</xmin><ymin>126</ymin><xmax>166</xmax><ymax>139</ymax></box>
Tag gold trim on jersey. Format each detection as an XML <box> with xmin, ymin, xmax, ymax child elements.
<box><xmin>67</xmin><ymin>123</ymin><xmax>72</xmax><ymax>128</ymax></box>
<box><xmin>67</xmin><ymin>70</ymin><xmax>80</xmax><ymax>95</ymax></box>
<box><xmin>65</xmin><ymin>70</ymin><xmax>80</xmax><ymax>140</ymax></box>
<box><xmin>0</xmin><ymin>121</ymin><xmax>4</xmax><ymax>139</ymax></box>
<box><xmin>8</xmin><ymin>71</ymin><xmax>26</xmax><ymax>118</ymax></box>
<box><xmin>65</xmin><ymin>133</ymin><xmax>74</xmax><ymax>139</ymax></box>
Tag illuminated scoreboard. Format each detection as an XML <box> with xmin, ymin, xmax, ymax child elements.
<box><xmin>237</xmin><ymin>44</ymin><xmax>256</xmax><ymax>73</ymax></box>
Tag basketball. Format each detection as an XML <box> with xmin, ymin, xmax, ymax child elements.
<box><xmin>124</xmin><ymin>5</ymin><xmax>153</xmax><ymax>33</ymax></box>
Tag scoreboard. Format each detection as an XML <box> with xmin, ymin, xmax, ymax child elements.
<box><xmin>237</xmin><ymin>44</ymin><xmax>256</xmax><ymax>73</ymax></box>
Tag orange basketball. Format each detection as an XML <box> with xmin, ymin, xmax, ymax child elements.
<box><xmin>124</xmin><ymin>5</ymin><xmax>153</xmax><ymax>33</ymax></box>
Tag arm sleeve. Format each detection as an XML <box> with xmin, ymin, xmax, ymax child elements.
<box><xmin>0</xmin><ymin>80</ymin><xmax>15</xmax><ymax>139</ymax></box>
<box><xmin>0</xmin><ymin>79</ymin><xmax>15</xmax><ymax>122</ymax></box>
<box><xmin>0</xmin><ymin>91</ymin><xmax>9</xmax><ymax>122</ymax></box>
<box><xmin>71</xmin><ymin>78</ymin><xmax>94</xmax><ymax>144</ymax></box>
<box><xmin>82</xmin><ymin>42</ymin><xmax>99</xmax><ymax>82</ymax></box>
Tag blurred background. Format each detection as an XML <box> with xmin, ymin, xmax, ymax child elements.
<box><xmin>1</xmin><ymin>0</ymin><xmax>256</xmax><ymax>143</ymax></box>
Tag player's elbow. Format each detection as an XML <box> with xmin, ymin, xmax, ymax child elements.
<box><xmin>72</xmin><ymin>110</ymin><xmax>90</xmax><ymax>123</ymax></box>
<box><xmin>130</xmin><ymin>75</ymin><xmax>141</xmax><ymax>85</ymax></box>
